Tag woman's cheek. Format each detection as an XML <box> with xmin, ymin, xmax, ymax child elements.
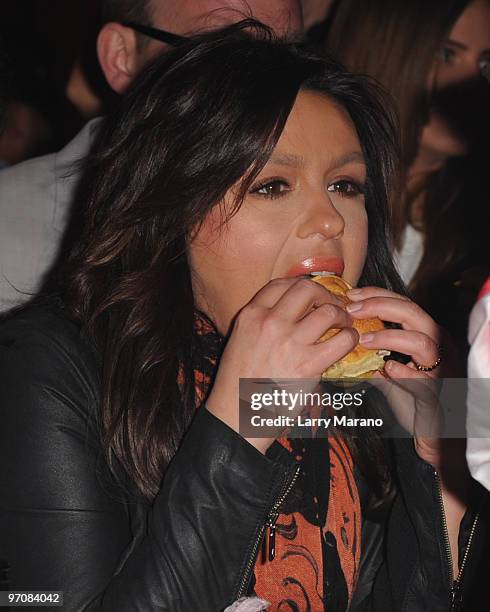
<box><xmin>192</xmin><ymin>228</ymin><xmax>276</xmax><ymax>333</ymax></box>
<box><xmin>343</xmin><ymin>206</ymin><xmax>368</xmax><ymax>285</ymax></box>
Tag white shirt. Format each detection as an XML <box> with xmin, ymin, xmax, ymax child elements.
<box><xmin>393</xmin><ymin>224</ymin><xmax>424</xmax><ymax>286</ymax></box>
<box><xmin>0</xmin><ymin>118</ymin><xmax>101</xmax><ymax>312</ymax></box>
<box><xmin>466</xmin><ymin>281</ymin><xmax>490</xmax><ymax>491</ymax></box>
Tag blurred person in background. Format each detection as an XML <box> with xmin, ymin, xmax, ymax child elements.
<box><xmin>326</xmin><ymin>0</ymin><xmax>490</xmax><ymax>354</ymax></box>
<box><xmin>1</xmin><ymin>1</ymin><xmax>103</xmax><ymax>158</ymax></box>
<box><xmin>0</xmin><ymin>30</ymin><xmax>55</xmax><ymax>168</ymax></box>
<box><xmin>301</xmin><ymin>0</ymin><xmax>333</xmax><ymax>27</ymax></box>
<box><xmin>0</xmin><ymin>0</ymin><xmax>303</xmax><ymax>313</ymax></box>
<box><xmin>301</xmin><ymin>0</ymin><xmax>334</xmax><ymax>41</ymax></box>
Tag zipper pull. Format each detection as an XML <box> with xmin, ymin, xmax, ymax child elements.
<box><xmin>450</xmin><ymin>580</ymin><xmax>462</xmax><ymax>611</ymax></box>
<box><xmin>266</xmin><ymin>511</ymin><xmax>280</xmax><ymax>561</ymax></box>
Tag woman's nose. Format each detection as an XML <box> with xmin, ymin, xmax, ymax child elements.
<box><xmin>296</xmin><ymin>193</ymin><xmax>345</xmax><ymax>241</ymax></box>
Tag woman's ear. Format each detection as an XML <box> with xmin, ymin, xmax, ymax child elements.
<box><xmin>97</xmin><ymin>23</ymin><xmax>140</xmax><ymax>94</ymax></box>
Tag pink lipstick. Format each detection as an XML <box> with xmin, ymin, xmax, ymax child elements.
<box><xmin>286</xmin><ymin>256</ymin><xmax>344</xmax><ymax>277</ymax></box>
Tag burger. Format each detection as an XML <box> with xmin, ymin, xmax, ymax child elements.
<box><xmin>311</xmin><ymin>273</ymin><xmax>390</xmax><ymax>379</ymax></box>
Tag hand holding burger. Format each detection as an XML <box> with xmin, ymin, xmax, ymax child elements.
<box><xmin>311</xmin><ymin>273</ymin><xmax>389</xmax><ymax>379</ymax></box>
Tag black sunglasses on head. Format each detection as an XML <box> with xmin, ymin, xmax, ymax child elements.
<box><xmin>123</xmin><ymin>22</ymin><xmax>188</xmax><ymax>47</ymax></box>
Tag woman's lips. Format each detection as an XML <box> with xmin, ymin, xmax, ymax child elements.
<box><xmin>286</xmin><ymin>257</ymin><xmax>344</xmax><ymax>277</ymax></box>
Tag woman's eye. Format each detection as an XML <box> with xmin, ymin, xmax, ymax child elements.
<box><xmin>251</xmin><ymin>179</ymin><xmax>290</xmax><ymax>199</ymax></box>
<box><xmin>438</xmin><ymin>45</ymin><xmax>456</xmax><ymax>64</ymax></box>
<box><xmin>327</xmin><ymin>180</ymin><xmax>364</xmax><ymax>198</ymax></box>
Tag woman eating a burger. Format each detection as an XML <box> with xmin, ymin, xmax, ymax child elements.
<box><xmin>0</xmin><ymin>22</ymin><xmax>487</xmax><ymax>612</ymax></box>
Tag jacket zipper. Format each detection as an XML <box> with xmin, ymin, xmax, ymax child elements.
<box><xmin>235</xmin><ymin>464</ymin><xmax>301</xmax><ymax>599</ymax></box>
<box><xmin>434</xmin><ymin>470</ymin><xmax>480</xmax><ymax>611</ymax></box>
<box><xmin>449</xmin><ymin>512</ymin><xmax>480</xmax><ymax>611</ymax></box>
<box><xmin>265</xmin><ymin>464</ymin><xmax>301</xmax><ymax>562</ymax></box>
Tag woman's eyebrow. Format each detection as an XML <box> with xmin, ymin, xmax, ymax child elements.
<box><xmin>268</xmin><ymin>151</ymin><xmax>365</xmax><ymax>169</ymax></box>
<box><xmin>446</xmin><ymin>39</ymin><xmax>468</xmax><ymax>51</ymax></box>
<box><xmin>330</xmin><ymin>151</ymin><xmax>365</xmax><ymax>170</ymax></box>
<box><xmin>269</xmin><ymin>153</ymin><xmax>305</xmax><ymax>167</ymax></box>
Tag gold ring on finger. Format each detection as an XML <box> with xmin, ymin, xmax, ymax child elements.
<box><xmin>413</xmin><ymin>345</ymin><xmax>443</xmax><ymax>372</ymax></box>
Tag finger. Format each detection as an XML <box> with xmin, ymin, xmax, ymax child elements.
<box><xmin>305</xmin><ymin>327</ymin><xmax>359</xmax><ymax>377</ymax></box>
<box><xmin>383</xmin><ymin>361</ymin><xmax>443</xmax><ymax>436</ymax></box>
<box><xmin>384</xmin><ymin>360</ymin><xmax>438</xmax><ymax>390</ymax></box>
<box><xmin>346</xmin><ymin>296</ymin><xmax>439</xmax><ymax>338</ymax></box>
<box><xmin>358</xmin><ymin>329</ymin><xmax>440</xmax><ymax>370</ymax></box>
<box><xmin>251</xmin><ymin>276</ymin><xmax>344</xmax><ymax>313</ymax></box>
<box><xmin>367</xmin><ymin>368</ymin><xmax>417</xmax><ymax>433</ymax></box>
<box><xmin>294</xmin><ymin>302</ymin><xmax>353</xmax><ymax>344</ymax></box>
<box><xmin>384</xmin><ymin>361</ymin><xmax>443</xmax><ymax>397</ymax></box>
<box><xmin>250</xmin><ymin>276</ymin><xmax>310</xmax><ymax>309</ymax></box>
<box><xmin>383</xmin><ymin>362</ymin><xmax>440</xmax><ymax>406</ymax></box>
<box><xmin>271</xmin><ymin>276</ymin><xmax>344</xmax><ymax>320</ymax></box>
<box><xmin>346</xmin><ymin>286</ymin><xmax>411</xmax><ymax>302</ymax></box>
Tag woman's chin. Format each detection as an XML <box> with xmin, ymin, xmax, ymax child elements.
<box><xmin>418</xmin><ymin>119</ymin><xmax>469</xmax><ymax>165</ymax></box>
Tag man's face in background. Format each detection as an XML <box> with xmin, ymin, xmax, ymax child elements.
<box><xmin>98</xmin><ymin>0</ymin><xmax>303</xmax><ymax>93</ymax></box>
<box><xmin>136</xmin><ymin>0</ymin><xmax>303</xmax><ymax>66</ymax></box>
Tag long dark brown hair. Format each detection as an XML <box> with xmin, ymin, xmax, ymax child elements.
<box><xmin>60</xmin><ymin>21</ymin><xmax>404</xmax><ymax>500</ymax></box>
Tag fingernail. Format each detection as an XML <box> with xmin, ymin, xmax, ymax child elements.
<box><xmin>346</xmin><ymin>302</ymin><xmax>363</xmax><ymax>313</ymax></box>
<box><xmin>359</xmin><ymin>333</ymin><xmax>374</xmax><ymax>344</ymax></box>
<box><xmin>347</xmin><ymin>288</ymin><xmax>362</xmax><ymax>296</ymax></box>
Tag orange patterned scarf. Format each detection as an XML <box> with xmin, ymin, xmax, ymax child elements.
<box><xmin>254</xmin><ymin>434</ymin><xmax>361</xmax><ymax>611</ymax></box>
<box><xmin>187</xmin><ymin>311</ymin><xmax>361</xmax><ymax>612</ymax></box>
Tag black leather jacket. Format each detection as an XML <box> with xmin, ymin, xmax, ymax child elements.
<box><xmin>0</xmin><ymin>306</ymin><xmax>489</xmax><ymax>611</ymax></box>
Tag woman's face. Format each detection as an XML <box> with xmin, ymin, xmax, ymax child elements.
<box><xmin>189</xmin><ymin>91</ymin><xmax>368</xmax><ymax>335</ymax></box>
<box><xmin>419</xmin><ymin>0</ymin><xmax>490</xmax><ymax>163</ymax></box>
